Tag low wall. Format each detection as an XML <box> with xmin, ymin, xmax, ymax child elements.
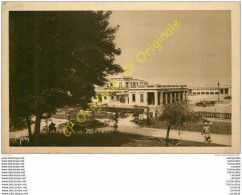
<box><xmin>195</xmin><ymin>112</ymin><xmax>231</xmax><ymax>119</ymax></box>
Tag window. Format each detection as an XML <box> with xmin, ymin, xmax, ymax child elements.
<box><xmin>140</xmin><ymin>94</ymin><xmax>144</xmax><ymax>103</ymax></box>
<box><xmin>126</xmin><ymin>82</ymin><xmax>129</xmax><ymax>87</ymax></box>
<box><xmin>158</xmin><ymin>92</ymin><xmax>161</xmax><ymax>105</ymax></box>
<box><xmin>197</xmin><ymin>92</ymin><xmax>200</xmax><ymax>94</ymax></box>
<box><xmin>132</xmin><ymin>94</ymin><xmax>136</xmax><ymax>102</ymax></box>
<box><xmin>215</xmin><ymin>92</ymin><xmax>218</xmax><ymax>94</ymax></box>
<box><xmin>206</xmin><ymin>92</ymin><xmax>209</xmax><ymax>94</ymax></box>
<box><xmin>193</xmin><ymin>92</ymin><xmax>196</xmax><ymax>95</ymax></box>
<box><xmin>210</xmin><ymin>92</ymin><xmax>214</xmax><ymax>94</ymax></box>
<box><xmin>119</xmin><ymin>82</ymin><xmax>122</xmax><ymax>87</ymax></box>
<box><xmin>111</xmin><ymin>96</ymin><xmax>114</xmax><ymax>100</ymax></box>
<box><xmin>110</xmin><ymin>83</ymin><xmax>113</xmax><ymax>87</ymax></box>
<box><xmin>225</xmin><ymin>89</ymin><xmax>229</xmax><ymax>94</ymax></box>
<box><xmin>104</xmin><ymin>96</ymin><xmax>107</xmax><ymax>100</ymax></box>
<box><xmin>120</xmin><ymin>95</ymin><xmax>125</xmax><ymax>103</ymax></box>
<box><xmin>148</xmin><ymin>92</ymin><xmax>155</xmax><ymax>105</ymax></box>
<box><xmin>201</xmin><ymin>92</ymin><xmax>204</xmax><ymax>94</ymax></box>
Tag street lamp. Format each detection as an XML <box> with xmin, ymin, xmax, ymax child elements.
<box><xmin>217</xmin><ymin>82</ymin><xmax>220</xmax><ymax>101</ymax></box>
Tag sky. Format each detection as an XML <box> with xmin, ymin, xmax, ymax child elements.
<box><xmin>108</xmin><ymin>11</ymin><xmax>231</xmax><ymax>86</ymax></box>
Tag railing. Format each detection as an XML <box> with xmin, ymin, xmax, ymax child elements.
<box><xmin>96</xmin><ymin>85</ymin><xmax>188</xmax><ymax>90</ymax></box>
<box><xmin>195</xmin><ymin>112</ymin><xmax>231</xmax><ymax>119</ymax></box>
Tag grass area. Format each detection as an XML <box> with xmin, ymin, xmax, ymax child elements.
<box><xmin>10</xmin><ymin>132</ymin><xmax>144</xmax><ymax>146</ymax></box>
<box><xmin>10</xmin><ymin>131</ymin><xmax>226</xmax><ymax>147</ymax></box>
<box><xmin>135</xmin><ymin>118</ymin><xmax>231</xmax><ymax>135</ymax></box>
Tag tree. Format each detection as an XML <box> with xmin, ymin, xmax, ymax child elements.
<box><xmin>10</xmin><ymin>11</ymin><xmax>122</xmax><ymax>144</ymax></box>
<box><xmin>159</xmin><ymin>102</ymin><xmax>199</xmax><ymax>146</ymax></box>
<box><xmin>16</xmin><ymin>96</ymin><xmax>36</xmax><ymax>137</ymax></box>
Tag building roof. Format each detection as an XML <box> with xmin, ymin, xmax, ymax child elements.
<box><xmin>188</xmin><ymin>85</ymin><xmax>231</xmax><ymax>90</ymax></box>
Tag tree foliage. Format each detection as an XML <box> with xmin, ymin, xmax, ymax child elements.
<box><xmin>160</xmin><ymin>102</ymin><xmax>198</xmax><ymax>128</ymax></box>
<box><xmin>159</xmin><ymin>102</ymin><xmax>199</xmax><ymax>145</ymax></box>
<box><xmin>10</xmin><ymin>11</ymin><xmax>122</xmax><ymax>138</ymax></box>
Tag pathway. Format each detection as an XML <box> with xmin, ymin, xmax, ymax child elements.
<box><xmin>97</xmin><ymin>116</ymin><xmax>232</xmax><ymax>146</ymax></box>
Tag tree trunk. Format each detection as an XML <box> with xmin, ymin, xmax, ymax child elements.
<box><xmin>26</xmin><ymin>117</ymin><xmax>32</xmax><ymax>137</ymax></box>
<box><xmin>165</xmin><ymin>126</ymin><xmax>171</xmax><ymax>146</ymax></box>
<box><xmin>34</xmin><ymin>115</ymin><xmax>41</xmax><ymax>146</ymax></box>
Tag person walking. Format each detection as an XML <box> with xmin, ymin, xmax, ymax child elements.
<box><xmin>202</xmin><ymin>122</ymin><xmax>212</xmax><ymax>143</ymax></box>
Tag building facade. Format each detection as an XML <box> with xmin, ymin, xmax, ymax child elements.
<box><xmin>188</xmin><ymin>86</ymin><xmax>231</xmax><ymax>96</ymax></box>
<box><xmin>93</xmin><ymin>77</ymin><xmax>188</xmax><ymax>113</ymax></box>
<box><xmin>187</xmin><ymin>85</ymin><xmax>231</xmax><ymax>102</ymax></box>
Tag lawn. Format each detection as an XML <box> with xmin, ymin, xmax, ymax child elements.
<box><xmin>135</xmin><ymin>118</ymin><xmax>231</xmax><ymax>135</ymax></box>
<box><xmin>10</xmin><ymin>131</ymin><xmax>226</xmax><ymax>147</ymax></box>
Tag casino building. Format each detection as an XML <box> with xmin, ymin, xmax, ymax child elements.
<box><xmin>93</xmin><ymin>76</ymin><xmax>188</xmax><ymax>113</ymax></box>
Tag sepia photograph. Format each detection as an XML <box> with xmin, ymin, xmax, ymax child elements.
<box><xmin>2</xmin><ymin>2</ymin><xmax>240</xmax><ymax>153</ymax></box>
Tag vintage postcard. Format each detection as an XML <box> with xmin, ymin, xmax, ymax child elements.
<box><xmin>2</xmin><ymin>2</ymin><xmax>240</xmax><ymax>153</ymax></box>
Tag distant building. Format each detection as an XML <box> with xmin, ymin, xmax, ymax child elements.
<box><xmin>188</xmin><ymin>86</ymin><xmax>231</xmax><ymax>96</ymax></box>
<box><xmin>93</xmin><ymin>76</ymin><xmax>188</xmax><ymax>113</ymax></box>
<box><xmin>187</xmin><ymin>85</ymin><xmax>231</xmax><ymax>102</ymax></box>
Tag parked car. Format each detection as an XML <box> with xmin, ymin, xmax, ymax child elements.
<box><xmin>195</xmin><ymin>101</ymin><xmax>215</xmax><ymax>107</ymax></box>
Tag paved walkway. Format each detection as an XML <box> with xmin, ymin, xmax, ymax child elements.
<box><xmin>97</xmin><ymin>116</ymin><xmax>232</xmax><ymax>146</ymax></box>
<box><xmin>10</xmin><ymin>116</ymin><xmax>231</xmax><ymax>146</ymax></box>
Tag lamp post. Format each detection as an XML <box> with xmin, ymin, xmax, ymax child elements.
<box><xmin>217</xmin><ymin>82</ymin><xmax>220</xmax><ymax>101</ymax></box>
